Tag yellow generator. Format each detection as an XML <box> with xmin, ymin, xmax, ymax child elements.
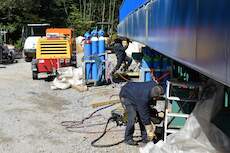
<box><xmin>31</xmin><ymin>28</ymin><xmax>76</xmax><ymax>80</ymax></box>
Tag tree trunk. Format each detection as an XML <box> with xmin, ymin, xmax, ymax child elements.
<box><xmin>108</xmin><ymin>0</ymin><xmax>112</xmax><ymax>34</ymax></box>
<box><xmin>101</xmin><ymin>0</ymin><xmax>106</xmax><ymax>29</ymax></box>
<box><xmin>89</xmin><ymin>1</ymin><xmax>92</xmax><ymax>20</ymax></box>
<box><xmin>83</xmin><ymin>0</ymin><xmax>86</xmax><ymax>19</ymax></box>
<box><xmin>111</xmin><ymin>0</ymin><xmax>116</xmax><ymax>34</ymax></box>
<box><xmin>63</xmin><ymin>0</ymin><xmax>70</xmax><ymax>25</ymax></box>
<box><xmin>79</xmin><ymin>0</ymin><xmax>82</xmax><ymax>17</ymax></box>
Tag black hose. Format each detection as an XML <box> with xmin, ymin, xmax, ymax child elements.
<box><xmin>116</xmin><ymin>73</ymin><xmax>130</xmax><ymax>82</ymax></box>
<box><xmin>91</xmin><ymin>117</ymin><xmax>125</xmax><ymax>148</ymax></box>
<box><xmin>61</xmin><ymin>103</ymin><xmax>125</xmax><ymax>147</ymax></box>
<box><xmin>61</xmin><ymin>104</ymin><xmax>115</xmax><ymax>129</ymax></box>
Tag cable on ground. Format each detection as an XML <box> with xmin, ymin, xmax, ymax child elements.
<box><xmin>91</xmin><ymin>117</ymin><xmax>125</xmax><ymax>147</ymax></box>
<box><xmin>61</xmin><ymin>104</ymin><xmax>115</xmax><ymax>129</ymax></box>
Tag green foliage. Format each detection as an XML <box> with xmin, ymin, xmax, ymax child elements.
<box><xmin>68</xmin><ymin>5</ymin><xmax>95</xmax><ymax>35</ymax></box>
<box><xmin>0</xmin><ymin>23</ymin><xmax>17</xmax><ymax>33</ymax></box>
<box><xmin>0</xmin><ymin>0</ymin><xmax>123</xmax><ymax>45</ymax></box>
<box><xmin>14</xmin><ymin>38</ymin><xmax>23</xmax><ymax>50</ymax></box>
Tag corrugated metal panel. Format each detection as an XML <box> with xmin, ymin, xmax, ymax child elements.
<box><xmin>118</xmin><ymin>0</ymin><xmax>230</xmax><ymax>87</ymax></box>
<box><xmin>136</xmin><ymin>8</ymin><xmax>146</xmax><ymax>42</ymax></box>
<box><xmin>227</xmin><ymin>39</ymin><xmax>230</xmax><ymax>84</ymax></box>
<box><xmin>196</xmin><ymin>1</ymin><xmax>229</xmax><ymax>84</ymax></box>
<box><xmin>228</xmin><ymin>49</ymin><xmax>230</xmax><ymax>84</ymax></box>
<box><xmin>147</xmin><ymin>0</ymin><xmax>197</xmax><ymax>63</ymax></box>
<box><xmin>119</xmin><ymin>0</ymin><xmax>149</xmax><ymax>21</ymax></box>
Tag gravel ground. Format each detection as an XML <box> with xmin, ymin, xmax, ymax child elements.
<box><xmin>0</xmin><ymin>59</ymin><xmax>141</xmax><ymax>153</ymax></box>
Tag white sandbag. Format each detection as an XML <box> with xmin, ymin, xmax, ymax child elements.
<box><xmin>73</xmin><ymin>67</ymin><xmax>83</xmax><ymax>80</ymax></box>
<box><xmin>68</xmin><ymin>67</ymin><xmax>83</xmax><ymax>86</ymax></box>
<box><xmin>57</xmin><ymin>67</ymin><xmax>74</xmax><ymax>78</ymax></box>
<box><xmin>51</xmin><ymin>77</ymin><xmax>71</xmax><ymax>90</ymax></box>
<box><xmin>51</xmin><ymin>67</ymin><xmax>83</xmax><ymax>90</ymax></box>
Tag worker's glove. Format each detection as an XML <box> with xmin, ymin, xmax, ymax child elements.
<box><xmin>158</xmin><ymin>112</ymin><xmax>164</xmax><ymax>118</ymax></box>
<box><xmin>145</xmin><ymin>124</ymin><xmax>156</xmax><ymax>141</ymax></box>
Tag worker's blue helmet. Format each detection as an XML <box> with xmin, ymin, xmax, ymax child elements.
<box><xmin>98</xmin><ymin>29</ymin><xmax>105</xmax><ymax>37</ymax></box>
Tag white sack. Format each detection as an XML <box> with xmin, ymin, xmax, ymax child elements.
<box><xmin>51</xmin><ymin>77</ymin><xmax>71</xmax><ymax>90</ymax></box>
<box><xmin>51</xmin><ymin>67</ymin><xmax>83</xmax><ymax>90</ymax></box>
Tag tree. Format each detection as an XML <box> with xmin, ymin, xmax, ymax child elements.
<box><xmin>0</xmin><ymin>0</ymin><xmax>123</xmax><ymax>47</ymax></box>
<box><xmin>68</xmin><ymin>5</ymin><xmax>95</xmax><ymax>35</ymax></box>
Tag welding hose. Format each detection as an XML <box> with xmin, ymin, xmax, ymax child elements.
<box><xmin>61</xmin><ymin>104</ymin><xmax>115</xmax><ymax>129</ymax></box>
<box><xmin>106</xmin><ymin>61</ymin><xmax>130</xmax><ymax>83</ymax></box>
<box><xmin>115</xmin><ymin>69</ymin><xmax>170</xmax><ymax>83</ymax></box>
<box><xmin>156</xmin><ymin>71</ymin><xmax>170</xmax><ymax>83</ymax></box>
<box><xmin>91</xmin><ymin>116</ymin><xmax>125</xmax><ymax>148</ymax></box>
<box><xmin>116</xmin><ymin>73</ymin><xmax>130</xmax><ymax>82</ymax></box>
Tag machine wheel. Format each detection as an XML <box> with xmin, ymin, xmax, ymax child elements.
<box><xmin>25</xmin><ymin>56</ymin><xmax>32</xmax><ymax>62</ymax></box>
<box><xmin>32</xmin><ymin>71</ymin><xmax>38</xmax><ymax>80</ymax></box>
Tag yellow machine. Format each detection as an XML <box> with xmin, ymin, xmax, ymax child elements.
<box><xmin>36</xmin><ymin>38</ymin><xmax>71</xmax><ymax>59</ymax></box>
<box><xmin>36</xmin><ymin>28</ymin><xmax>74</xmax><ymax>59</ymax></box>
<box><xmin>31</xmin><ymin>28</ymin><xmax>76</xmax><ymax>80</ymax></box>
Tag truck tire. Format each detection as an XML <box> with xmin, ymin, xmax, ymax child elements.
<box><xmin>25</xmin><ymin>56</ymin><xmax>32</xmax><ymax>62</ymax></box>
<box><xmin>32</xmin><ymin>71</ymin><xmax>38</xmax><ymax>80</ymax></box>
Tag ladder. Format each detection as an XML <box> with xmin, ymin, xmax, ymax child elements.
<box><xmin>163</xmin><ymin>81</ymin><xmax>201</xmax><ymax>142</ymax></box>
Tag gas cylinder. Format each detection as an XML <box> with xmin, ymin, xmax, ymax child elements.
<box><xmin>84</xmin><ymin>32</ymin><xmax>92</xmax><ymax>80</ymax></box>
<box><xmin>91</xmin><ymin>30</ymin><xmax>98</xmax><ymax>55</ymax></box>
<box><xmin>98</xmin><ymin>29</ymin><xmax>105</xmax><ymax>61</ymax></box>
<box><xmin>91</xmin><ymin>30</ymin><xmax>99</xmax><ymax>81</ymax></box>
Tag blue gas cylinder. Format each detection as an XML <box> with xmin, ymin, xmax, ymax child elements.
<box><xmin>84</xmin><ymin>32</ymin><xmax>91</xmax><ymax>58</ymax></box>
<box><xmin>84</xmin><ymin>32</ymin><xmax>92</xmax><ymax>80</ymax></box>
<box><xmin>91</xmin><ymin>30</ymin><xmax>99</xmax><ymax>81</ymax></box>
<box><xmin>98</xmin><ymin>29</ymin><xmax>105</xmax><ymax>61</ymax></box>
<box><xmin>91</xmin><ymin>30</ymin><xmax>98</xmax><ymax>55</ymax></box>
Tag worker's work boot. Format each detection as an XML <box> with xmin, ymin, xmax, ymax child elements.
<box><xmin>124</xmin><ymin>139</ymin><xmax>138</xmax><ymax>146</ymax></box>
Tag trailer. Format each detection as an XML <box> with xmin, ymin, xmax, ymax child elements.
<box><xmin>117</xmin><ymin>0</ymin><xmax>230</xmax><ymax>141</ymax></box>
<box><xmin>118</xmin><ymin>0</ymin><xmax>230</xmax><ymax>88</ymax></box>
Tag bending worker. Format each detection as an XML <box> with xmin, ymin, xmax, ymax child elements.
<box><xmin>119</xmin><ymin>81</ymin><xmax>164</xmax><ymax>145</ymax></box>
<box><xmin>108</xmin><ymin>38</ymin><xmax>132</xmax><ymax>74</ymax></box>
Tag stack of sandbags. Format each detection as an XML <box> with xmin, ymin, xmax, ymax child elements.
<box><xmin>51</xmin><ymin>67</ymin><xmax>87</xmax><ymax>91</ymax></box>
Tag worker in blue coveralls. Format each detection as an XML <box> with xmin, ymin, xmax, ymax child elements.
<box><xmin>108</xmin><ymin>38</ymin><xmax>132</xmax><ymax>74</ymax></box>
<box><xmin>119</xmin><ymin>80</ymin><xmax>164</xmax><ymax>145</ymax></box>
